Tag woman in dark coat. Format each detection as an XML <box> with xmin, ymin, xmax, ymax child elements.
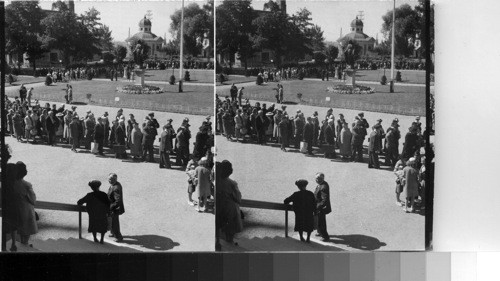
<box><xmin>284</xmin><ymin>179</ymin><xmax>316</xmax><ymax>242</ymax></box>
<box><xmin>77</xmin><ymin>180</ymin><xmax>110</xmax><ymax>243</ymax></box>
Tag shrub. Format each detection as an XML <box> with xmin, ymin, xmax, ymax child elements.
<box><xmin>396</xmin><ymin>71</ymin><xmax>402</xmax><ymax>82</ymax></box>
<box><xmin>184</xmin><ymin>70</ymin><xmax>191</xmax><ymax>81</ymax></box>
<box><xmin>45</xmin><ymin>75</ymin><xmax>53</xmax><ymax>86</ymax></box>
<box><xmin>7</xmin><ymin>74</ymin><xmax>15</xmax><ymax>84</ymax></box>
<box><xmin>298</xmin><ymin>71</ymin><xmax>305</xmax><ymax>80</ymax></box>
<box><xmin>158</xmin><ymin>62</ymin><xmax>166</xmax><ymax>70</ymax></box>
<box><xmin>256</xmin><ymin>75</ymin><xmax>263</xmax><ymax>85</ymax></box>
<box><xmin>380</xmin><ymin>75</ymin><xmax>387</xmax><ymax>85</ymax></box>
<box><xmin>169</xmin><ymin>75</ymin><xmax>176</xmax><ymax>85</ymax></box>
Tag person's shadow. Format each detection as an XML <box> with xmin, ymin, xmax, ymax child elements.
<box><xmin>327</xmin><ymin>234</ymin><xmax>387</xmax><ymax>251</ymax></box>
<box><xmin>120</xmin><ymin>235</ymin><xmax>180</xmax><ymax>251</ymax></box>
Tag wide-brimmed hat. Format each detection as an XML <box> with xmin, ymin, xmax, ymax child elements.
<box><xmin>88</xmin><ymin>180</ymin><xmax>101</xmax><ymax>189</ymax></box>
<box><xmin>295</xmin><ymin>179</ymin><xmax>308</xmax><ymax>188</ymax></box>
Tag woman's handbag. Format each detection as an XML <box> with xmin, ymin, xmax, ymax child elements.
<box><xmin>300</xmin><ymin>141</ymin><xmax>308</xmax><ymax>153</ymax></box>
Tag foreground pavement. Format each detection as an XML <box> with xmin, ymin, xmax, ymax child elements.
<box><xmin>216</xmin><ymin>104</ymin><xmax>426</xmax><ymax>251</ymax></box>
<box><xmin>5</xmin><ymin>103</ymin><xmax>214</xmax><ymax>252</ymax></box>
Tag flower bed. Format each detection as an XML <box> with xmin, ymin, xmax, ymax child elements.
<box><xmin>327</xmin><ymin>84</ymin><xmax>375</xmax><ymax>95</ymax></box>
<box><xmin>116</xmin><ymin>84</ymin><xmax>164</xmax><ymax>94</ymax></box>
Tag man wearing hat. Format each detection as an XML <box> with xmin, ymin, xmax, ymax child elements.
<box><xmin>303</xmin><ymin>117</ymin><xmax>315</xmax><ymax>155</ymax></box>
<box><xmin>375</xmin><ymin>119</ymin><xmax>385</xmax><ymax>154</ymax></box>
<box><xmin>336</xmin><ymin>114</ymin><xmax>345</xmax><ymax>148</ymax></box>
<box><xmin>159</xmin><ymin>122</ymin><xmax>175</xmax><ymax>169</ymax></box>
<box><xmin>368</xmin><ymin>125</ymin><xmax>382</xmax><ymax>169</ymax></box>
<box><xmin>255</xmin><ymin>110</ymin><xmax>268</xmax><ymax>145</ymax></box>
<box><xmin>141</xmin><ymin>116</ymin><xmax>156</xmax><ymax>163</ymax></box>
<box><xmin>385</xmin><ymin>121</ymin><xmax>401</xmax><ymax>166</ymax></box>
<box><xmin>45</xmin><ymin>110</ymin><xmax>59</xmax><ymax>146</ymax></box>
<box><xmin>230</xmin><ymin>83</ymin><xmax>238</xmax><ymax>102</ymax></box>
<box><xmin>69</xmin><ymin>115</ymin><xmax>81</xmax><ymax>152</ymax></box>
<box><xmin>323</xmin><ymin>119</ymin><xmax>337</xmax><ymax>159</ymax></box>
<box><xmin>351</xmin><ymin>120</ymin><xmax>365</xmax><ymax>162</ymax></box>
<box><xmin>102</xmin><ymin>112</ymin><xmax>110</xmax><ymax>147</ymax></box>
<box><xmin>148</xmin><ymin>112</ymin><xmax>160</xmax><ymax>136</ymax></box>
<box><xmin>107</xmin><ymin>173</ymin><xmax>124</xmax><ymax>242</ymax></box>
<box><xmin>176</xmin><ymin>118</ymin><xmax>192</xmax><ymax>167</ymax></box>
<box><xmin>314</xmin><ymin>173</ymin><xmax>331</xmax><ymax>241</ymax></box>
<box><xmin>401</xmin><ymin>125</ymin><xmax>419</xmax><ymax>161</ymax></box>
<box><xmin>93</xmin><ymin>117</ymin><xmax>106</xmax><ymax>156</ymax></box>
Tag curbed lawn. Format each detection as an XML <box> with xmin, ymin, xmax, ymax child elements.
<box><xmin>144</xmin><ymin>68</ymin><xmax>214</xmax><ymax>84</ymax></box>
<box><xmin>216</xmin><ymin>79</ymin><xmax>426</xmax><ymax>116</ymax></box>
<box><xmin>7</xmin><ymin>80</ymin><xmax>214</xmax><ymax>116</ymax></box>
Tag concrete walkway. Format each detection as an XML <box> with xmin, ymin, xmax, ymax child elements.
<box><xmin>5</xmin><ymin>100</ymin><xmax>214</xmax><ymax>252</ymax></box>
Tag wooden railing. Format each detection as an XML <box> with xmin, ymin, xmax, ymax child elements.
<box><xmin>240</xmin><ymin>199</ymin><xmax>293</xmax><ymax>238</ymax></box>
<box><xmin>35</xmin><ymin>201</ymin><xmax>87</xmax><ymax>239</ymax></box>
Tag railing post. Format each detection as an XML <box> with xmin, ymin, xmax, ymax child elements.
<box><xmin>285</xmin><ymin>209</ymin><xmax>289</xmax><ymax>238</ymax></box>
<box><xmin>78</xmin><ymin>210</ymin><xmax>82</xmax><ymax>239</ymax></box>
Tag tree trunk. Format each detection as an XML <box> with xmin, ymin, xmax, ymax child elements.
<box><xmin>32</xmin><ymin>60</ymin><xmax>37</xmax><ymax>77</ymax></box>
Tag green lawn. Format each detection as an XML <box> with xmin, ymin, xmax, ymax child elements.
<box><xmin>216</xmin><ymin>79</ymin><xmax>426</xmax><ymax>116</ymax></box>
<box><xmin>354</xmin><ymin>69</ymin><xmax>428</xmax><ymax>85</ymax></box>
<box><xmin>7</xmin><ymin>80</ymin><xmax>214</xmax><ymax>115</ymax></box>
<box><xmin>220</xmin><ymin>75</ymin><xmax>255</xmax><ymax>85</ymax></box>
<box><xmin>144</xmin><ymin>69</ymin><xmax>213</xmax><ymax>84</ymax></box>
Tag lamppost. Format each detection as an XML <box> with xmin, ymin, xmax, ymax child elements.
<box><xmin>178</xmin><ymin>0</ymin><xmax>184</xmax><ymax>92</ymax></box>
<box><xmin>390</xmin><ymin>0</ymin><xmax>396</xmax><ymax>93</ymax></box>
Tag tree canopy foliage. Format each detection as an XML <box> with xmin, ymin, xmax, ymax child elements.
<box><xmin>170</xmin><ymin>1</ymin><xmax>213</xmax><ymax>58</ymax></box>
<box><xmin>6</xmin><ymin>0</ymin><xmax>114</xmax><ymax>69</ymax></box>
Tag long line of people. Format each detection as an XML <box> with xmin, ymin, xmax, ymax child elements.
<box><xmin>216</xmin><ymin>93</ymin><xmax>429</xmax><ymax>213</ymax></box>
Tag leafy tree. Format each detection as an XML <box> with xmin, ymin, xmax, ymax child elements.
<box><xmin>381</xmin><ymin>4</ymin><xmax>420</xmax><ymax>57</ymax></box>
<box><xmin>161</xmin><ymin>40</ymin><xmax>180</xmax><ymax>58</ymax></box>
<box><xmin>113</xmin><ymin>44</ymin><xmax>128</xmax><ymax>63</ymax></box>
<box><xmin>251</xmin><ymin>5</ymin><xmax>311</xmax><ymax>67</ymax></box>
<box><xmin>5</xmin><ymin>1</ymin><xmax>45</xmax><ymax>72</ymax></box>
<box><xmin>415</xmin><ymin>0</ymin><xmax>434</xmax><ymax>57</ymax></box>
<box><xmin>324</xmin><ymin>45</ymin><xmax>339</xmax><ymax>65</ymax></box>
<box><xmin>216</xmin><ymin>0</ymin><xmax>256</xmax><ymax>70</ymax></box>
<box><xmin>170</xmin><ymin>2</ymin><xmax>213</xmax><ymax>58</ymax></box>
<box><xmin>79</xmin><ymin>8</ymin><xmax>114</xmax><ymax>52</ymax></box>
<box><xmin>305</xmin><ymin>24</ymin><xmax>325</xmax><ymax>52</ymax></box>
<box><xmin>373</xmin><ymin>42</ymin><xmax>391</xmax><ymax>57</ymax></box>
<box><xmin>41</xmin><ymin>10</ymin><xmax>94</xmax><ymax>65</ymax></box>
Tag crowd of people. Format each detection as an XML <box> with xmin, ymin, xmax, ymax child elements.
<box><xmin>216</xmin><ymin>88</ymin><xmax>430</xmax><ymax>214</ymax></box>
<box><xmin>6</xmin><ymin>88</ymin><xmax>214</xmax><ymax>170</ymax></box>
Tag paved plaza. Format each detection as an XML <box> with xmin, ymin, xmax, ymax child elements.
<box><xmin>5</xmin><ymin>104</ymin><xmax>214</xmax><ymax>252</ymax></box>
<box><xmin>216</xmin><ymin>101</ymin><xmax>426</xmax><ymax>251</ymax></box>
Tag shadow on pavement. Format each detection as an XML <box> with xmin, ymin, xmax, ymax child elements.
<box><xmin>328</xmin><ymin>234</ymin><xmax>387</xmax><ymax>250</ymax></box>
<box><xmin>120</xmin><ymin>235</ymin><xmax>180</xmax><ymax>251</ymax></box>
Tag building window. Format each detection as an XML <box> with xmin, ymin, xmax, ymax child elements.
<box><xmin>261</xmin><ymin>52</ymin><xmax>269</xmax><ymax>62</ymax></box>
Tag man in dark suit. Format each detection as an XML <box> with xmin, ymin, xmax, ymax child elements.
<box><xmin>255</xmin><ymin>110</ymin><xmax>268</xmax><ymax>145</ymax></box>
<box><xmin>94</xmin><ymin>117</ymin><xmax>105</xmax><ymax>156</ymax></box>
<box><xmin>314</xmin><ymin>173</ymin><xmax>331</xmax><ymax>241</ymax></box>
<box><xmin>141</xmin><ymin>117</ymin><xmax>156</xmax><ymax>162</ymax></box>
<box><xmin>230</xmin><ymin>83</ymin><xmax>238</xmax><ymax>102</ymax></box>
<box><xmin>294</xmin><ymin>113</ymin><xmax>305</xmax><ymax>149</ymax></box>
<box><xmin>324</xmin><ymin>119</ymin><xmax>336</xmax><ymax>159</ymax></box>
<box><xmin>159</xmin><ymin>121</ymin><xmax>175</xmax><ymax>169</ymax></box>
<box><xmin>303</xmin><ymin>117</ymin><xmax>314</xmax><ymax>155</ymax></box>
<box><xmin>351</xmin><ymin>121</ymin><xmax>364</xmax><ymax>162</ymax></box>
<box><xmin>45</xmin><ymin>111</ymin><xmax>59</xmax><ymax>146</ymax></box>
<box><xmin>148</xmin><ymin>112</ymin><xmax>160</xmax><ymax>136</ymax></box>
<box><xmin>107</xmin><ymin>173</ymin><xmax>124</xmax><ymax>242</ymax></box>
<box><xmin>176</xmin><ymin>118</ymin><xmax>191</xmax><ymax>167</ymax></box>
<box><xmin>114</xmin><ymin>119</ymin><xmax>127</xmax><ymax>159</ymax></box>
<box><xmin>368</xmin><ymin>125</ymin><xmax>382</xmax><ymax>169</ymax></box>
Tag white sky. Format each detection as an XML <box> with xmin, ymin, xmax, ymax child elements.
<box><xmin>37</xmin><ymin>0</ymin><xmax>209</xmax><ymax>42</ymax></box>
<box><xmin>249</xmin><ymin>0</ymin><xmax>419</xmax><ymax>42</ymax></box>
